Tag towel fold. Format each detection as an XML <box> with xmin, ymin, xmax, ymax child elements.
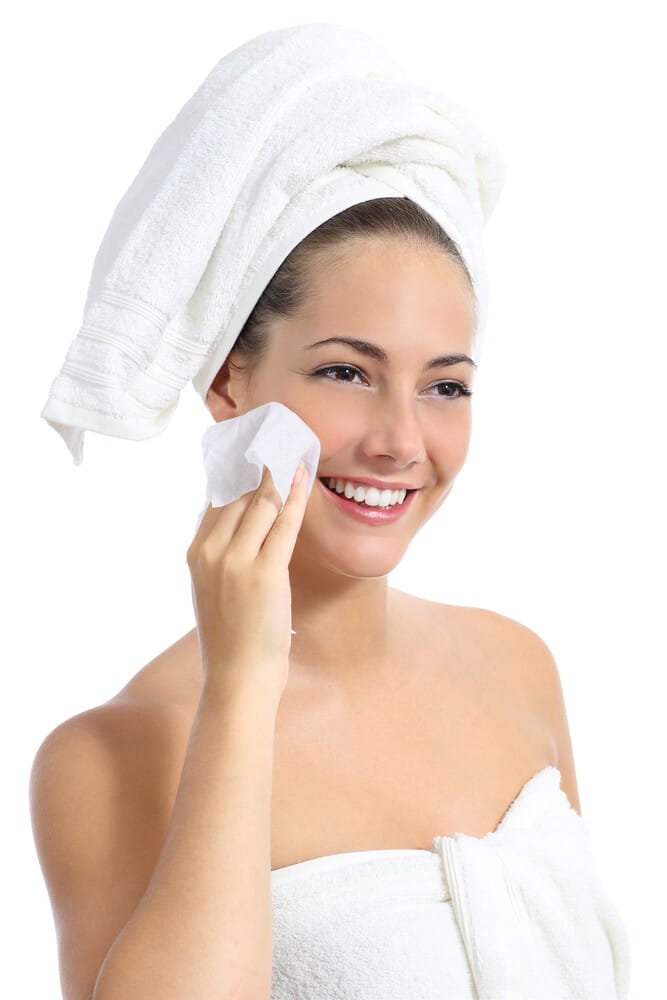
<box><xmin>39</xmin><ymin>21</ymin><xmax>505</xmax><ymax>465</ymax></box>
<box><xmin>270</xmin><ymin>767</ymin><xmax>631</xmax><ymax>1000</ymax></box>
<box><xmin>435</xmin><ymin>766</ymin><xmax>632</xmax><ymax>999</ymax></box>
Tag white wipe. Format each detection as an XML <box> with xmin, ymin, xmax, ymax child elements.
<box><xmin>195</xmin><ymin>400</ymin><xmax>321</xmax><ymax>526</ymax></box>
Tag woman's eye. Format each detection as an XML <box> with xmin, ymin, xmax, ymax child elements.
<box><xmin>430</xmin><ymin>381</ymin><xmax>474</xmax><ymax>398</ymax></box>
<box><xmin>314</xmin><ymin>365</ymin><xmax>363</xmax><ymax>384</ymax></box>
<box><xmin>313</xmin><ymin>365</ymin><xmax>473</xmax><ymax>398</ymax></box>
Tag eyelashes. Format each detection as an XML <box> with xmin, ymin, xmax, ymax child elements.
<box><xmin>310</xmin><ymin>364</ymin><xmax>474</xmax><ymax>399</ymax></box>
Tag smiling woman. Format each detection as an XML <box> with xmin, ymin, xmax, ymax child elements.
<box><xmin>204</xmin><ymin>221</ymin><xmax>478</xmax><ymax>581</ymax></box>
<box><xmin>30</xmin><ymin>20</ymin><xmax>631</xmax><ymax>1000</ymax></box>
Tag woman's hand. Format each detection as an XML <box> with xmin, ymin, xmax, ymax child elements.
<box><xmin>186</xmin><ymin>462</ymin><xmax>308</xmax><ymax>699</ymax></box>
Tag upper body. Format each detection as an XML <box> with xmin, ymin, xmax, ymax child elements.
<box><xmin>30</xmin><ymin>593</ymin><xmax>581</xmax><ymax>995</ymax></box>
<box><xmin>30</xmin><ymin>215</ymin><xmax>588</xmax><ymax>997</ymax></box>
<box><xmin>114</xmin><ymin>593</ymin><xmax>580</xmax><ymax>872</ymax></box>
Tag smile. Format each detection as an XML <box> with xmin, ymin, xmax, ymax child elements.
<box><xmin>321</xmin><ymin>477</ymin><xmax>410</xmax><ymax>508</ymax></box>
<box><xmin>318</xmin><ymin>477</ymin><xmax>417</xmax><ymax>524</ymax></box>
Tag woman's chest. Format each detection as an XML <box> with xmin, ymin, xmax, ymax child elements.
<box><xmin>269</xmin><ymin>635</ymin><xmax>555</xmax><ymax>871</ymax></box>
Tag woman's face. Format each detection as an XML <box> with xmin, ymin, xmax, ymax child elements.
<box><xmin>211</xmin><ymin>237</ymin><xmax>477</xmax><ymax>579</ymax></box>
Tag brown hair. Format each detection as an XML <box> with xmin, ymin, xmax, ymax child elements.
<box><xmin>225</xmin><ymin>196</ymin><xmax>473</xmax><ymax>382</ymax></box>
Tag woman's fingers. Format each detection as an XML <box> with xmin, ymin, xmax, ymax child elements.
<box><xmin>257</xmin><ymin>463</ymin><xmax>309</xmax><ymax>569</ymax></box>
<box><xmin>187</xmin><ymin>467</ymin><xmax>275</xmax><ymax>560</ymax></box>
<box><xmin>186</xmin><ymin>460</ymin><xmax>310</xmax><ymax>689</ymax></box>
<box><xmin>227</xmin><ymin>465</ymin><xmax>306</xmax><ymax>564</ymax></box>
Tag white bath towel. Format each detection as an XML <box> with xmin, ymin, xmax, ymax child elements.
<box><xmin>39</xmin><ymin>21</ymin><xmax>505</xmax><ymax>465</ymax></box>
<box><xmin>270</xmin><ymin>766</ymin><xmax>631</xmax><ymax>999</ymax></box>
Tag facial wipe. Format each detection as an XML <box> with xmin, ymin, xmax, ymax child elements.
<box><xmin>193</xmin><ymin>400</ymin><xmax>321</xmax><ymax>535</ymax></box>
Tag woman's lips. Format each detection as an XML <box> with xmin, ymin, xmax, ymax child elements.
<box><xmin>317</xmin><ymin>477</ymin><xmax>417</xmax><ymax>524</ymax></box>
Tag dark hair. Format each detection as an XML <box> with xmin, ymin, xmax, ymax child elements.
<box><xmin>225</xmin><ymin>196</ymin><xmax>473</xmax><ymax>382</ymax></box>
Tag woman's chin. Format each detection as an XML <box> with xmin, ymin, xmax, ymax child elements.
<box><xmin>292</xmin><ymin>528</ymin><xmax>408</xmax><ymax>580</ymax></box>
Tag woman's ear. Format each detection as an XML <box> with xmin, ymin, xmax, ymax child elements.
<box><xmin>204</xmin><ymin>356</ymin><xmax>246</xmax><ymax>422</ymax></box>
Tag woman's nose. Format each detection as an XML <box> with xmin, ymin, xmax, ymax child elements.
<box><xmin>360</xmin><ymin>395</ymin><xmax>427</xmax><ymax>466</ymax></box>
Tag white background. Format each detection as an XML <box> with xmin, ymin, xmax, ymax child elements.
<box><xmin>3</xmin><ymin>1</ymin><xmax>664</xmax><ymax>996</ymax></box>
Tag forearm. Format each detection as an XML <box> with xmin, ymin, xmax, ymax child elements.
<box><xmin>94</xmin><ymin>676</ymin><xmax>280</xmax><ymax>1000</ymax></box>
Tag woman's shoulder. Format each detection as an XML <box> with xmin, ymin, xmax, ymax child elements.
<box><xmin>441</xmin><ymin>601</ymin><xmax>561</xmax><ymax>687</ymax></box>
<box><xmin>30</xmin><ymin>631</ymin><xmax>201</xmax><ymax>811</ymax></box>
<box><xmin>30</xmin><ymin>687</ymin><xmax>189</xmax><ymax>814</ymax></box>
<box><xmin>409</xmin><ymin>591</ymin><xmax>555</xmax><ymax>660</ymax></box>
<box><xmin>428</xmin><ymin>596</ymin><xmax>564</xmax><ymax>703</ymax></box>
<box><xmin>28</xmin><ymin>654</ymin><xmax>196</xmax><ymax>999</ymax></box>
<box><xmin>422</xmin><ymin>596</ymin><xmax>580</xmax><ymax>813</ymax></box>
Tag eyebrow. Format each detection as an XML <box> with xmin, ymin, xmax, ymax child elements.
<box><xmin>302</xmin><ymin>336</ymin><xmax>478</xmax><ymax>371</ymax></box>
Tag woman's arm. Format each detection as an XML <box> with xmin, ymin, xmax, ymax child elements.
<box><xmin>30</xmin><ymin>675</ymin><xmax>280</xmax><ymax>1000</ymax></box>
<box><xmin>31</xmin><ymin>463</ymin><xmax>307</xmax><ymax>999</ymax></box>
<box><xmin>531</xmin><ymin>635</ymin><xmax>582</xmax><ymax>815</ymax></box>
<box><xmin>490</xmin><ymin>608</ymin><xmax>583</xmax><ymax>815</ymax></box>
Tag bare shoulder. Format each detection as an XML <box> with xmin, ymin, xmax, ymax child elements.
<box><xmin>29</xmin><ymin>694</ymin><xmax>187</xmax><ymax>865</ymax></box>
<box><xmin>29</xmin><ymin>697</ymin><xmax>185</xmax><ymax>999</ymax></box>
<box><xmin>436</xmin><ymin>600</ymin><xmax>554</xmax><ymax>658</ymax></box>
<box><xmin>431</xmin><ymin>600</ymin><xmax>583</xmax><ymax>815</ymax></box>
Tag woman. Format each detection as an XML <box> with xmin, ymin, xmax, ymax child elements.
<box><xmin>30</xmin><ymin>24</ymin><xmax>630</xmax><ymax>1000</ymax></box>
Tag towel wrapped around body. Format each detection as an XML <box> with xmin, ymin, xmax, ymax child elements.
<box><xmin>270</xmin><ymin>766</ymin><xmax>631</xmax><ymax>999</ymax></box>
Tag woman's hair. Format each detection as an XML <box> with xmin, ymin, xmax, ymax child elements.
<box><xmin>225</xmin><ymin>196</ymin><xmax>473</xmax><ymax>382</ymax></box>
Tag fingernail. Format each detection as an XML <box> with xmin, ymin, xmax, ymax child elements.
<box><xmin>293</xmin><ymin>460</ymin><xmax>306</xmax><ymax>487</ymax></box>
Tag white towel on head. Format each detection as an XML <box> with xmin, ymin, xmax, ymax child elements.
<box><xmin>40</xmin><ymin>21</ymin><xmax>506</xmax><ymax>465</ymax></box>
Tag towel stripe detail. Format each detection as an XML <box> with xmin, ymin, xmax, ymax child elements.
<box><xmin>96</xmin><ymin>289</ymin><xmax>167</xmax><ymax>328</ymax></box>
<box><xmin>61</xmin><ymin>362</ymin><xmax>119</xmax><ymax>388</ymax></box>
<box><xmin>78</xmin><ymin>325</ymin><xmax>149</xmax><ymax>368</ymax></box>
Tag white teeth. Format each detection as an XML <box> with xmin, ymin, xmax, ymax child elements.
<box><xmin>325</xmin><ymin>477</ymin><xmax>407</xmax><ymax>508</ymax></box>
